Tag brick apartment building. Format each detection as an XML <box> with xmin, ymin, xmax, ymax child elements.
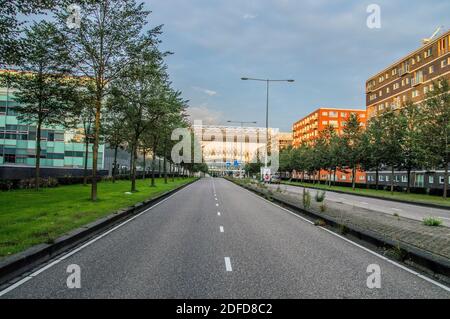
<box><xmin>292</xmin><ymin>107</ymin><xmax>367</xmax><ymax>184</ymax></box>
<box><xmin>365</xmin><ymin>29</ymin><xmax>450</xmax><ymax>191</ymax></box>
<box><xmin>366</xmin><ymin>29</ymin><xmax>450</xmax><ymax>119</ymax></box>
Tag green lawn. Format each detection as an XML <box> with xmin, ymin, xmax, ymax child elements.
<box><xmin>0</xmin><ymin>177</ymin><xmax>196</xmax><ymax>258</ymax></box>
<box><xmin>281</xmin><ymin>180</ymin><xmax>450</xmax><ymax>207</ymax></box>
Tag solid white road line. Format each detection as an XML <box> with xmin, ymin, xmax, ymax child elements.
<box><xmin>220</xmin><ymin>226</ymin><xmax>224</xmax><ymax>233</ymax></box>
<box><xmin>234</xmin><ymin>182</ymin><xmax>450</xmax><ymax>293</ymax></box>
<box><xmin>224</xmin><ymin>257</ymin><xmax>232</xmax><ymax>272</ymax></box>
<box><xmin>0</xmin><ymin>181</ymin><xmax>198</xmax><ymax>297</ymax></box>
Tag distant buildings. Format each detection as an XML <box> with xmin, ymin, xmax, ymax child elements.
<box><xmin>0</xmin><ymin>84</ymin><xmax>109</xmax><ymax>179</ymax></box>
<box><xmin>292</xmin><ymin>108</ymin><xmax>366</xmax><ymax>147</ymax></box>
<box><xmin>291</xmin><ymin>107</ymin><xmax>366</xmax><ymax>184</ymax></box>
<box><xmin>366</xmin><ymin>29</ymin><xmax>450</xmax><ymax>119</ymax></box>
<box><xmin>278</xmin><ymin>132</ymin><xmax>293</xmax><ymax>151</ymax></box>
<box><xmin>364</xmin><ymin>29</ymin><xmax>450</xmax><ymax>190</ymax></box>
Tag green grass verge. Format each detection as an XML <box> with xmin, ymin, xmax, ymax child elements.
<box><xmin>281</xmin><ymin>180</ymin><xmax>450</xmax><ymax>207</ymax></box>
<box><xmin>0</xmin><ymin>177</ymin><xmax>196</xmax><ymax>258</ymax></box>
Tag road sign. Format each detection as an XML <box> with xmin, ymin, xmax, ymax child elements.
<box><xmin>233</xmin><ymin>159</ymin><xmax>239</xmax><ymax>167</ymax></box>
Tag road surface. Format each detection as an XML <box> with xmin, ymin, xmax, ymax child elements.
<box><xmin>1</xmin><ymin>178</ymin><xmax>449</xmax><ymax>298</ymax></box>
<box><xmin>267</xmin><ymin>183</ymin><xmax>450</xmax><ymax>227</ymax></box>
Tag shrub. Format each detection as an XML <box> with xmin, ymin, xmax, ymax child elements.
<box><xmin>423</xmin><ymin>217</ymin><xmax>443</xmax><ymax>227</ymax></box>
<box><xmin>315</xmin><ymin>191</ymin><xmax>326</xmax><ymax>202</ymax></box>
<box><xmin>314</xmin><ymin>219</ymin><xmax>326</xmax><ymax>227</ymax></box>
<box><xmin>320</xmin><ymin>203</ymin><xmax>327</xmax><ymax>212</ymax></box>
<box><xmin>302</xmin><ymin>188</ymin><xmax>311</xmax><ymax>209</ymax></box>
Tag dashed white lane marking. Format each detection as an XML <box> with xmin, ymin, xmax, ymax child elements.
<box><xmin>392</xmin><ymin>208</ymin><xmax>402</xmax><ymax>212</ymax></box>
<box><xmin>217</xmin><ymin>212</ymin><xmax>221</xmax><ymax>216</ymax></box>
<box><xmin>215</xmin><ymin>198</ymin><xmax>218</xmax><ymax>201</ymax></box>
<box><xmin>232</xmin><ymin>181</ymin><xmax>450</xmax><ymax>293</ymax></box>
<box><xmin>220</xmin><ymin>226</ymin><xmax>224</xmax><ymax>233</ymax></box>
<box><xmin>224</xmin><ymin>257</ymin><xmax>232</xmax><ymax>272</ymax></box>
<box><xmin>0</xmin><ymin>181</ymin><xmax>199</xmax><ymax>297</ymax></box>
<box><xmin>216</xmin><ymin>203</ymin><xmax>219</xmax><ymax>207</ymax></box>
<box><xmin>360</xmin><ymin>202</ymin><xmax>369</xmax><ymax>205</ymax></box>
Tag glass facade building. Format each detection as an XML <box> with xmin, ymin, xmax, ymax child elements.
<box><xmin>0</xmin><ymin>86</ymin><xmax>105</xmax><ymax>171</ymax></box>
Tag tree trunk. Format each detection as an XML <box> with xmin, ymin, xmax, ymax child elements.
<box><xmin>35</xmin><ymin>121</ymin><xmax>42</xmax><ymax>191</ymax></box>
<box><xmin>158</xmin><ymin>157</ymin><xmax>161</xmax><ymax>178</ymax></box>
<box><xmin>131</xmin><ymin>142</ymin><xmax>138</xmax><ymax>192</ymax></box>
<box><xmin>406</xmin><ymin>168</ymin><xmax>411</xmax><ymax>193</ymax></box>
<box><xmin>390</xmin><ymin>166</ymin><xmax>395</xmax><ymax>194</ymax></box>
<box><xmin>83</xmin><ymin>135</ymin><xmax>89</xmax><ymax>186</ymax></box>
<box><xmin>444</xmin><ymin>163</ymin><xmax>448</xmax><ymax>199</ymax></box>
<box><xmin>91</xmin><ymin>96</ymin><xmax>101</xmax><ymax>201</ymax></box>
<box><xmin>375</xmin><ymin>167</ymin><xmax>379</xmax><ymax>190</ymax></box>
<box><xmin>151</xmin><ymin>146</ymin><xmax>156</xmax><ymax>187</ymax></box>
<box><xmin>352</xmin><ymin>166</ymin><xmax>356</xmax><ymax>190</ymax></box>
<box><xmin>112</xmin><ymin>145</ymin><xmax>118</xmax><ymax>183</ymax></box>
<box><xmin>142</xmin><ymin>150</ymin><xmax>146</xmax><ymax>180</ymax></box>
<box><xmin>164</xmin><ymin>146</ymin><xmax>168</xmax><ymax>184</ymax></box>
<box><xmin>333</xmin><ymin>170</ymin><xmax>337</xmax><ymax>186</ymax></box>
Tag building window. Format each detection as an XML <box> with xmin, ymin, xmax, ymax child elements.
<box><xmin>340</xmin><ymin>112</ymin><xmax>347</xmax><ymax>117</ymax></box>
<box><xmin>441</xmin><ymin>59</ymin><xmax>448</xmax><ymax>68</ymax></box>
<box><xmin>329</xmin><ymin>111</ymin><xmax>338</xmax><ymax>117</ymax></box>
<box><xmin>439</xmin><ymin>176</ymin><xmax>444</xmax><ymax>184</ymax></box>
<box><xmin>429</xmin><ymin>176</ymin><xmax>434</xmax><ymax>184</ymax></box>
<box><xmin>429</xmin><ymin>65</ymin><xmax>434</xmax><ymax>74</ymax></box>
<box><xmin>379</xmin><ymin>175</ymin><xmax>384</xmax><ymax>182</ymax></box>
<box><xmin>329</xmin><ymin>120</ymin><xmax>338</xmax><ymax>127</ymax></box>
<box><xmin>322</xmin><ymin>111</ymin><xmax>328</xmax><ymax>116</ymax></box>
<box><xmin>393</xmin><ymin>83</ymin><xmax>399</xmax><ymax>90</ymax></box>
<box><xmin>424</xmin><ymin>48</ymin><xmax>432</xmax><ymax>58</ymax></box>
<box><xmin>322</xmin><ymin>121</ymin><xmax>328</xmax><ymax>125</ymax></box>
<box><xmin>401</xmin><ymin>176</ymin><xmax>407</xmax><ymax>183</ymax></box>
<box><xmin>392</xmin><ymin>68</ymin><xmax>397</xmax><ymax>76</ymax></box>
<box><xmin>412</xmin><ymin>90</ymin><xmax>419</xmax><ymax>98</ymax></box>
<box><xmin>386</xmin><ymin>87</ymin><xmax>390</xmax><ymax>94</ymax></box>
<box><xmin>386</xmin><ymin>175</ymin><xmax>390</xmax><ymax>182</ymax></box>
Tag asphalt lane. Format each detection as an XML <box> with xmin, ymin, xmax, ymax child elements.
<box><xmin>267</xmin><ymin>183</ymin><xmax>450</xmax><ymax>227</ymax></box>
<box><xmin>1</xmin><ymin>178</ymin><xmax>449</xmax><ymax>298</ymax></box>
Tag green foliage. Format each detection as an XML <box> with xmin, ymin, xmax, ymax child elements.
<box><xmin>422</xmin><ymin>217</ymin><xmax>443</xmax><ymax>227</ymax></box>
<box><xmin>315</xmin><ymin>191</ymin><xmax>326</xmax><ymax>202</ymax></box>
<box><xmin>302</xmin><ymin>188</ymin><xmax>311</xmax><ymax>209</ymax></box>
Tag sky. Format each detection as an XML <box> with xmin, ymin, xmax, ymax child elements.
<box><xmin>139</xmin><ymin>0</ymin><xmax>449</xmax><ymax>131</ymax></box>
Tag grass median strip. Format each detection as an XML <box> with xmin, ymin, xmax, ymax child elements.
<box><xmin>281</xmin><ymin>181</ymin><xmax>450</xmax><ymax>208</ymax></box>
<box><xmin>0</xmin><ymin>177</ymin><xmax>196</xmax><ymax>258</ymax></box>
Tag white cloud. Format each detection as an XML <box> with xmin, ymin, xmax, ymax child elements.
<box><xmin>243</xmin><ymin>13</ymin><xmax>257</xmax><ymax>19</ymax></box>
<box><xmin>192</xmin><ymin>86</ymin><xmax>217</xmax><ymax>96</ymax></box>
<box><xmin>186</xmin><ymin>105</ymin><xmax>223</xmax><ymax>125</ymax></box>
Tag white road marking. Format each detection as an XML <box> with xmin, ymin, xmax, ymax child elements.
<box><xmin>217</xmin><ymin>212</ymin><xmax>221</xmax><ymax>216</ymax></box>
<box><xmin>232</xmin><ymin>181</ymin><xmax>450</xmax><ymax>293</ymax></box>
<box><xmin>392</xmin><ymin>208</ymin><xmax>402</xmax><ymax>212</ymax></box>
<box><xmin>220</xmin><ymin>226</ymin><xmax>224</xmax><ymax>233</ymax></box>
<box><xmin>440</xmin><ymin>217</ymin><xmax>450</xmax><ymax>220</ymax></box>
<box><xmin>0</xmin><ymin>181</ymin><xmax>199</xmax><ymax>297</ymax></box>
<box><xmin>215</xmin><ymin>198</ymin><xmax>218</xmax><ymax>201</ymax></box>
<box><xmin>216</xmin><ymin>203</ymin><xmax>219</xmax><ymax>207</ymax></box>
<box><xmin>360</xmin><ymin>202</ymin><xmax>369</xmax><ymax>205</ymax></box>
<box><xmin>224</xmin><ymin>257</ymin><xmax>232</xmax><ymax>272</ymax></box>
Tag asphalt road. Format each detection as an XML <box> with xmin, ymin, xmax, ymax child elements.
<box><xmin>1</xmin><ymin>178</ymin><xmax>449</xmax><ymax>298</ymax></box>
<box><xmin>267</xmin><ymin>183</ymin><xmax>450</xmax><ymax>227</ymax></box>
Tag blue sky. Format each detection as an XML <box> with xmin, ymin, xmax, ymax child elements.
<box><xmin>142</xmin><ymin>0</ymin><xmax>449</xmax><ymax>131</ymax></box>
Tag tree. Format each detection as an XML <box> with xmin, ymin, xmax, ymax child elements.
<box><xmin>109</xmin><ymin>47</ymin><xmax>168</xmax><ymax>192</ymax></box>
<box><xmin>380</xmin><ymin>111</ymin><xmax>404</xmax><ymax>193</ymax></box>
<box><xmin>0</xmin><ymin>0</ymin><xmax>69</xmax><ymax>65</ymax></box>
<box><xmin>58</xmin><ymin>0</ymin><xmax>161</xmax><ymax>201</ymax></box>
<box><xmin>3</xmin><ymin>21</ymin><xmax>73</xmax><ymax>190</ymax></box>
<box><xmin>422</xmin><ymin>79</ymin><xmax>450</xmax><ymax>199</ymax></box>
<box><xmin>102</xmin><ymin>107</ymin><xmax>127</xmax><ymax>183</ymax></box>
<box><xmin>341</xmin><ymin>113</ymin><xmax>363</xmax><ymax>190</ymax></box>
<box><xmin>362</xmin><ymin>116</ymin><xmax>385</xmax><ymax>190</ymax></box>
<box><xmin>399</xmin><ymin>101</ymin><xmax>427</xmax><ymax>193</ymax></box>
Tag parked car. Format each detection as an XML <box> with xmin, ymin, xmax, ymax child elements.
<box><xmin>270</xmin><ymin>174</ymin><xmax>281</xmax><ymax>184</ymax></box>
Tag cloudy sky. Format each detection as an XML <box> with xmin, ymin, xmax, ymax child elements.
<box><xmin>139</xmin><ymin>0</ymin><xmax>449</xmax><ymax>131</ymax></box>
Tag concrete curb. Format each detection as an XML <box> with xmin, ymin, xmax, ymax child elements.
<box><xmin>282</xmin><ymin>182</ymin><xmax>450</xmax><ymax>211</ymax></box>
<box><xmin>0</xmin><ymin>178</ymin><xmax>199</xmax><ymax>286</ymax></box>
<box><xmin>228</xmin><ymin>178</ymin><xmax>450</xmax><ymax>278</ymax></box>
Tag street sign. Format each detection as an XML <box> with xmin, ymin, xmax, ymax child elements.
<box><xmin>226</xmin><ymin>162</ymin><xmax>231</xmax><ymax>168</ymax></box>
<box><xmin>233</xmin><ymin>159</ymin><xmax>239</xmax><ymax>167</ymax></box>
<box><xmin>262</xmin><ymin>168</ymin><xmax>271</xmax><ymax>182</ymax></box>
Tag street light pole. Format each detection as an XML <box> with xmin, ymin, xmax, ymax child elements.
<box><xmin>241</xmin><ymin>77</ymin><xmax>294</xmax><ymax>169</ymax></box>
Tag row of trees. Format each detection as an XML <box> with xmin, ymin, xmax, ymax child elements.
<box><xmin>280</xmin><ymin>79</ymin><xmax>450</xmax><ymax>198</ymax></box>
<box><xmin>0</xmin><ymin>0</ymin><xmax>203</xmax><ymax>198</ymax></box>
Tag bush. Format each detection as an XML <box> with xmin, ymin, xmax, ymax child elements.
<box><xmin>314</xmin><ymin>219</ymin><xmax>326</xmax><ymax>227</ymax></box>
<box><xmin>302</xmin><ymin>188</ymin><xmax>311</xmax><ymax>209</ymax></box>
<box><xmin>17</xmin><ymin>177</ymin><xmax>59</xmax><ymax>189</ymax></box>
<box><xmin>423</xmin><ymin>217</ymin><xmax>443</xmax><ymax>227</ymax></box>
<box><xmin>315</xmin><ymin>191</ymin><xmax>326</xmax><ymax>202</ymax></box>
